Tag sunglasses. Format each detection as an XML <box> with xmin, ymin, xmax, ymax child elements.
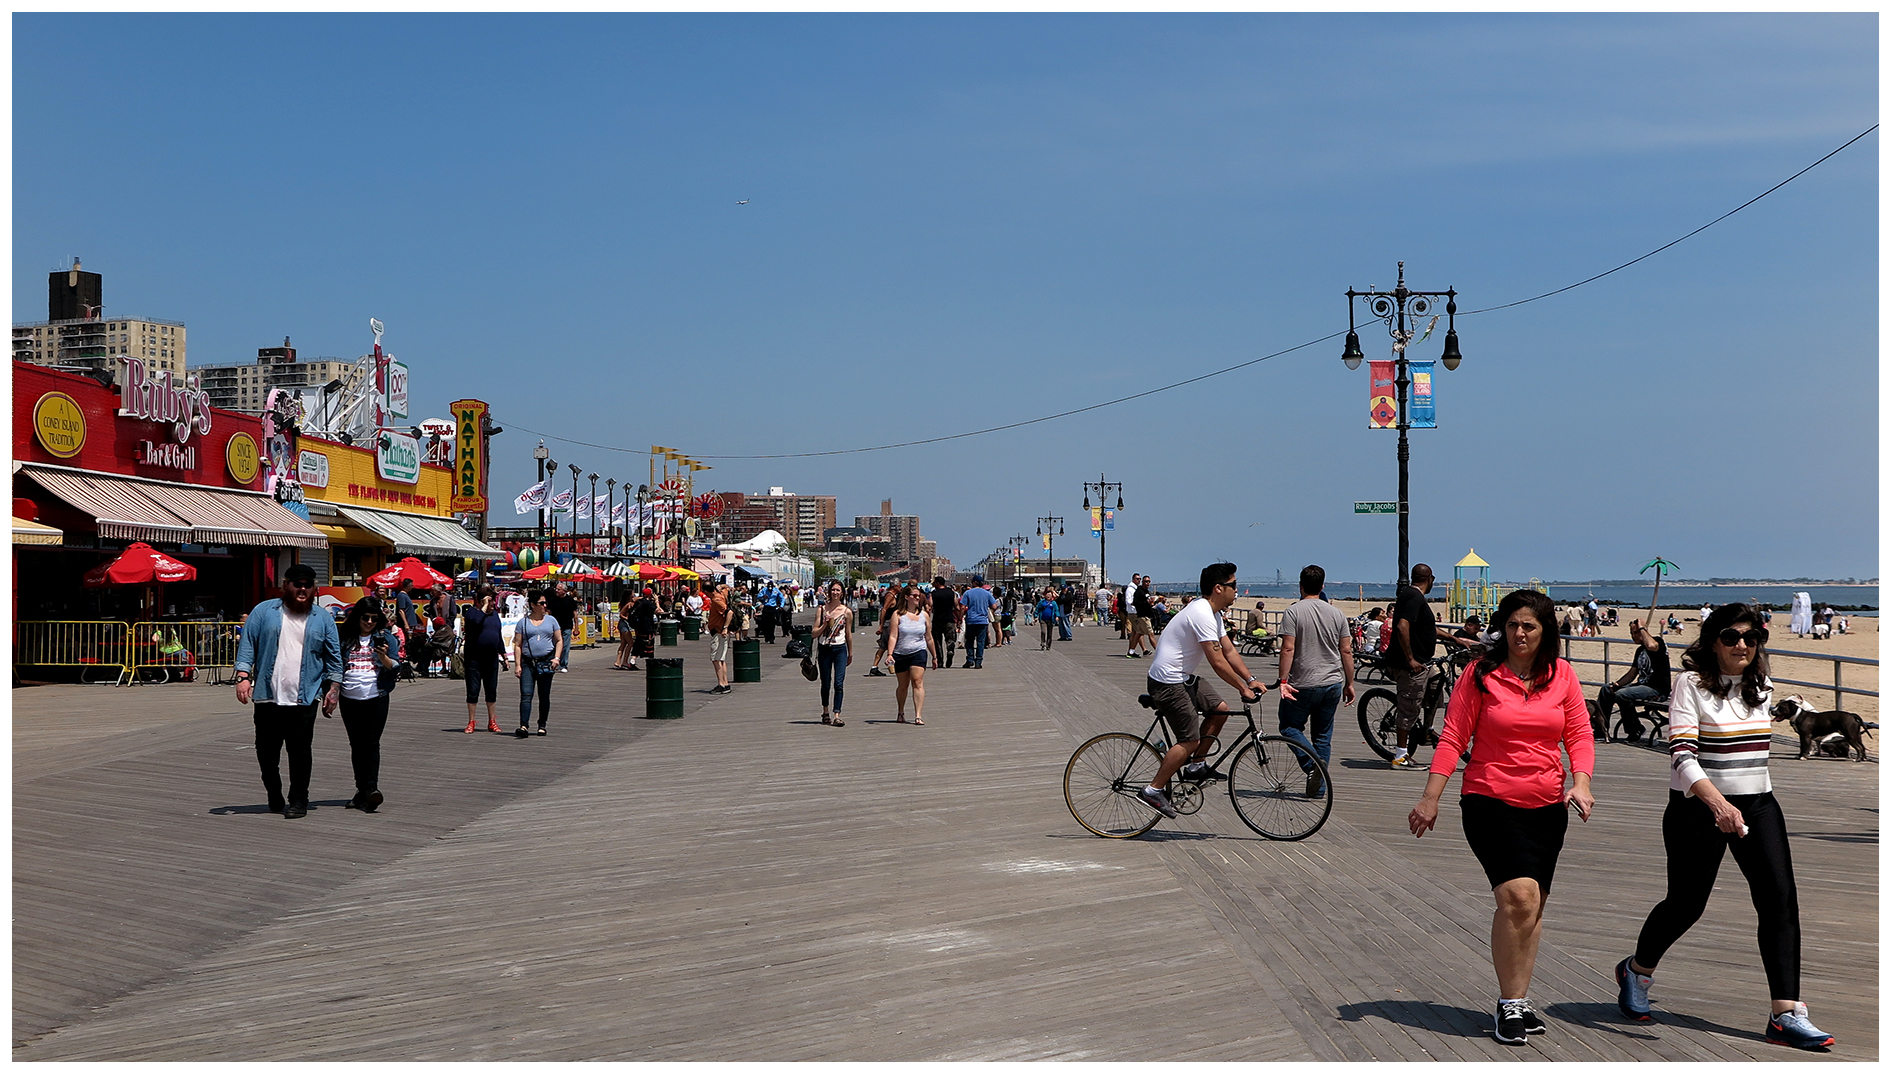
<box><xmin>1717</xmin><ymin>627</ymin><xmax>1767</xmax><ymax>648</ymax></box>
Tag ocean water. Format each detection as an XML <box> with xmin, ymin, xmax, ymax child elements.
<box><xmin>1206</xmin><ymin>582</ymin><xmax>1878</xmax><ymax>614</ymax></box>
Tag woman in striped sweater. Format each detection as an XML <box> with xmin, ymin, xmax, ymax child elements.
<box><xmin>1615</xmin><ymin>603</ymin><xmax>1833</xmax><ymax>1049</ymax></box>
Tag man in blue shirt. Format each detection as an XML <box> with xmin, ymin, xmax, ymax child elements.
<box><xmin>960</xmin><ymin>575</ymin><xmax>997</xmax><ymax>669</ymax></box>
<box><xmin>233</xmin><ymin>564</ymin><xmax>344</xmax><ymax>819</ymax></box>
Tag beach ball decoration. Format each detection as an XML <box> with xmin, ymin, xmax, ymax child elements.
<box><xmin>517</xmin><ymin>547</ymin><xmax>539</xmax><ymax>570</ymax></box>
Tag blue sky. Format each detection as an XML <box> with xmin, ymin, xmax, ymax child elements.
<box><xmin>14</xmin><ymin>13</ymin><xmax>1878</xmax><ymax>584</ymax></box>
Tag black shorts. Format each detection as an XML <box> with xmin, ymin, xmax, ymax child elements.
<box><xmin>892</xmin><ymin>650</ymin><xmax>928</xmax><ymax>673</ymax></box>
<box><xmin>1460</xmin><ymin>793</ymin><xmax>1569</xmax><ymax>894</ymax></box>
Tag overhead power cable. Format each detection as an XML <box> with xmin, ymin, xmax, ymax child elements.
<box><xmin>504</xmin><ymin>124</ymin><xmax>1876</xmax><ymax>461</ymax></box>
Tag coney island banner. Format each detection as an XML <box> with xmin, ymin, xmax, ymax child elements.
<box><xmin>1407</xmin><ymin>360</ymin><xmax>1436</xmax><ymax>429</ymax></box>
<box><xmin>1090</xmin><ymin>507</ymin><xmax>1102</xmax><ymax>537</ymax></box>
<box><xmin>1368</xmin><ymin>361</ymin><xmax>1398</xmax><ymax>429</ymax></box>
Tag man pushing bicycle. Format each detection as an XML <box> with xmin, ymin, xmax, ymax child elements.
<box><xmin>1138</xmin><ymin>562</ymin><xmax>1269</xmax><ymax>818</ymax></box>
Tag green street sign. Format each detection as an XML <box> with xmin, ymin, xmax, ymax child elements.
<box><xmin>1354</xmin><ymin>501</ymin><xmax>1397</xmax><ymax>514</ymax></box>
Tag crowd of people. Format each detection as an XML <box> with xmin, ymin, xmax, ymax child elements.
<box><xmin>224</xmin><ymin>555</ymin><xmax>1838</xmax><ymax>1053</ymax></box>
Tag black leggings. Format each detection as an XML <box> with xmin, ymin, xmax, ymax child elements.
<box><xmin>338</xmin><ymin>693</ymin><xmax>389</xmax><ymax>795</ymax></box>
<box><xmin>1633</xmin><ymin>790</ymin><xmax>1801</xmax><ymax>1000</ymax></box>
<box><xmin>932</xmin><ymin>625</ymin><xmax>954</xmax><ymax>666</ymax></box>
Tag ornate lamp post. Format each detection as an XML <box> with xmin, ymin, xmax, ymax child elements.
<box><xmin>1007</xmin><ymin>534</ymin><xmax>1028</xmax><ymax>588</ymax></box>
<box><xmin>1036</xmin><ymin>516</ymin><xmax>1064</xmax><ymax>591</ymax></box>
<box><xmin>636</xmin><ymin>483</ymin><xmax>648</xmax><ymax>560</ymax></box>
<box><xmin>533</xmin><ymin>441</ymin><xmax>550</xmax><ymax>564</ymax></box>
<box><xmin>587</xmin><ymin>472</ymin><xmax>599</xmax><ymax>540</ymax></box>
<box><xmin>566</xmin><ymin>464</ymin><xmax>581</xmax><ymax>552</ymax></box>
<box><xmin>1081</xmin><ymin>475</ymin><xmax>1124</xmax><ymax>587</ymax></box>
<box><xmin>1343</xmin><ymin>261</ymin><xmax>1462</xmax><ymax>590</ymax></box>
<box><xmin>605</xmin><ymin>478</ymin><xmax>617</xmax><ymax>549</ymax></box>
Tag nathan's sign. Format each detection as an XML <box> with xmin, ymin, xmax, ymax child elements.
<box><xmin>118</xmin><ymin>360</ymin><xmax>212</xmax><ymax>444</ymax></box>
<box><xmin>449</xmin><ymin>399</ymin><xmax>489</xmax><ymax>513</ymax></box>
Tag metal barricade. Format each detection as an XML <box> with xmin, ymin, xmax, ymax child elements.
<box><xmin>125</xmin><ymin>621</ymin><xmax>246</xmax><ymax>686</ymax></box>
<box><xmin>14</xmin><ymin>621</ymin><xmax>134</xmax><ymax>684</ymax></box>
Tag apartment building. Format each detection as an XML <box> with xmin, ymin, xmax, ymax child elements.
<box><xmin>189</xmin><ymin>338</ymin><xmax>354</xmax><ymax>414</ymax></box>
<box><xmin>855</xmin><ymin>499</ymin><xmax>923</xmax><ymax>562</ymax></box>
<box><xmin>12</xmin><ymin>261</ymin><xmax>185</xmax><ymax>377</ymax></box>
<box><xmin>722</xmin><ymin>488</ymin><xmax>837</xmax><ymax>546</ymax></box>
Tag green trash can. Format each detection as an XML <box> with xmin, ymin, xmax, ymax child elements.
<box><xmin>659</xmin><ymin>619</ymin><xmax>680</xmax><ymax>647</ymax></box>
<box><xmin>646</xmin><ymin>657</ymin><xmax>684</xmax><ymax>719</ymax></box>
<box><xmin>681</xmin><ymin>615</ymin><xmax>702</xmax><ymax>640</ymax></box>
<box><xmin>733</xmin><ymin>638</ymin><xmax>762</xmax><ymax>682</ymax></box>
<box><xmin>861</xmin><ymin>604</ymin><xmax>877</xmax><ymax>626</ymax></box>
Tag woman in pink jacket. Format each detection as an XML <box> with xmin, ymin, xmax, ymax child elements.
<box><xmin>1408</xmin><ymin>589</ymin><xmax>1595</xmax><ymax>1046</ymax></box>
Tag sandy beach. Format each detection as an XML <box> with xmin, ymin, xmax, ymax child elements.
<box><xmin>1251</xmin><ymin>598</ymin><xmax>1882</xmax><ymax>721</ymax></box>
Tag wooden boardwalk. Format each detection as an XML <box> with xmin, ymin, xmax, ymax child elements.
<box><xmin>12</xmin><ymin>613</ymin><xmax>1877</xmax><ymax>1060</ymax></box>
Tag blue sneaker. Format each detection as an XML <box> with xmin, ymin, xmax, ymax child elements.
<box><xmin>1615</xmin><ymin>957</ymin><xmax>1652</xmax><ymax>1021</ymax></box>
<box><xmin>1766</xmin><ymin>1004</ymin><xmax>1833</xmax><ymax>1049</ymax></box>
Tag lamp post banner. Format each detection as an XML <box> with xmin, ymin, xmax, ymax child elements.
<box><xmin>1368</xmin><ymin>360</ymin><xmax>1398</xmax><ymax>428</ymax></box>
<box><xmin>1104</xmin><ymin>508</ymin><xmax>1114</xmax><ymax>531</ymax></box>
<box><xmin>1407</xmin><ymin>360</ymin><xmax>1436</xmax><ymax>429</ymax></box>
<box><xmin>1090</xmin><ymin>507</ymin><xmax>1102</xmax><ymax>537</ymax></box>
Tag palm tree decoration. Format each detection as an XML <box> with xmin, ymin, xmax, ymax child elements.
<box><xmin>1640</xmin><ymin>557</ymin><xmax>1679</xmax><ymax>629</ymax></box>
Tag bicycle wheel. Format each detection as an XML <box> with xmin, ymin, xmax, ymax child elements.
<box><xmin>1064</xmin><ymin>733</ymin><xmax>1163</xmax><ymax>838</ymax></box>
<box><xmin>1611</xmin><ymin>712</ymin><xmax>1658</xmax><ymax>748</ymax></box>
<box><xmin>1227</xmin><ymin>735</ymin><xmax>1333</xmax><ymax>840</ymax></box>
<box><xmin>1356</xmin><ymin>688</ymin><xmax>1401</xmax><ymax>761</ymax></box>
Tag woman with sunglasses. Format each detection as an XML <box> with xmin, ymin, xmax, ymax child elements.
<box><xmin>510</xmin><ymin>589</ymin><xmax>565</xmax><ymax>738</ymax></box>
<box><xmin>337</xmin><ymin>597</ymin><xmax>401</xmax><ymax>812</ymax></box>
<box><xmin>1408</xmin><ymin>589</ymin><xmax>1593</xmax><ymax>1045</ymax></box>
<box><xmin>814</xmin><ymin>581</ymin><xmax>852</xmax><ymax>726</ymax></box>
<box><xmin>1614</xmin><ymin>604</ymin><xmax>1833</xmax><ymax>1049</ymax></box>
<box><xmin>890</xmin><ymin>584</ymin><xmax>935</xmax><ymax>724</ymax></box>
<box><xmin>461</xmin><ymin>586</ymin><xmax>506</xmax><ymax>732</ymax></box>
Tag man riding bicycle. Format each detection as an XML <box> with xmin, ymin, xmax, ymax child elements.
<box><xmin>1138</xmin><ymin>562</ymin><xmax>1268</xmax><ymax>818</ymax></box>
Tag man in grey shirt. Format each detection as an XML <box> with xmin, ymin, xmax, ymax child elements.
<box><xmin>1276</xmin><ymin>564</ymin><xmax>1354</xmax><ymax>798</ymax></box>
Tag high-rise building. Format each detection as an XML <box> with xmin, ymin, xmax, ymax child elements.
<box><xmin>855</xmin><ymin>499</ymin><xmax>923</xmax><ymax>562</ymax></box>
<box><xmin>189</xmin><ymin>338</ymin><xmax>355</xmax><ymax>414</ymax></box>
<box><xmin>13</xmin><ymin>260</ymin><xmax>186</xmax><ymax>378</ymax></box>
<box><xmin>720</xmin><ymin>488</ymin><xmax>836</xmax><ymax>546</ymax></box>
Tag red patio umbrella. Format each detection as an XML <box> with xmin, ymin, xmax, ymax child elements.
<box><xmin>368</xmin><ymin>557</ymin><xmax>454</xmax><ymax>589</ymax></box>
<box><xmin>82</xmin><ymin>542</ymin><xmax>198</xmax><ymax>586</ymax></box>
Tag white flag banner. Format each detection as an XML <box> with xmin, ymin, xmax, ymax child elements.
<box><xmin>513</xmin><ymin>480</ymin><xmax>549</xmax><ymax>515</ymax></box>
<box><xmin>550</xmin><ymin>489</ymin><xmax>574</xmax><ymax>514</ymax></box>
<box><xmin>610</xmin><ymin>501</ymin><xmax>627</xmax><ymax>524</ymax></box>
<box><xmin>575</xmin><ymin>496</ymin><xmax>591</xmax><ymax>520</ymax></box>
<box><xmin>593</xmin><ymin>495</ymin><xmax>610</xmax><ymax>520</ymax></box>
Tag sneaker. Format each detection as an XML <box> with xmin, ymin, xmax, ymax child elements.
<box><xmin>1766</xmin><ymin>1004</ymin><xmax>1834</xmax><ymax>1049</ymax></box>
<box><xmin>1518</xmin><ymin>1001</ymin><xmax>1546</xmax><ymax>1035</ymax></box>
<box><xmin>1137</xmin><ymin>785</ymin><xmax>1179</xmax><ymax>819</ymax></box>
<box><xmin>1615</xmin><ymin>957</ymin><xmax>1652</xmax><ymax>1021</ymax></box>
<box><xmin>1181</xmin><ymin>762</ymin><xmax>1227</xmax><ymax>783</ymax></box>
<box><xmin>1494</xmin><ymin>1000</ymin><xmax>1530</xmax><ymax>1045</ymax></box>
<box><xmin>1305</xmin><ymin>773</ymin><xmax>1326</xmax><ymax>799</ymax></box>
<box><xmin>1390</xmin><ymin>754</ymin><xmax>1419</xmax><ymax>769</ymax></box>
<box><xmin>515</xmin><ymin>726</ymin><xmax>530</xmax><ymax>739</ymax></box>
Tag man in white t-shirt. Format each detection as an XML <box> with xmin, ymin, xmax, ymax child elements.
<box><xmin>1137</xmin><ymin>562</ymin><xmax>1267</xmax><ymax>818</ymax></box>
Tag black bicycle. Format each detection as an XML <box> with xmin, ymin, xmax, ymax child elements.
<box><xmin>1355</xmin><ymin>648</ymin><xmax>1475</xmax><ymax>765</ymax></box>
<box><xmin>1064</xmin><ymin>695</ymin><xmax>1332</xmax><ymax>841</ymax></box>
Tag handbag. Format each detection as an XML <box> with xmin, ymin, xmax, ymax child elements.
<box><xmin>800</xmin><ymin>654</ymin><xmax>818</xmax><ymax>681</ymax></box>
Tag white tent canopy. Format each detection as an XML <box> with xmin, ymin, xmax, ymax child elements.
<box><xmin>722</xmin><ymin>529</ymin><xmax>790</xmax><ymax>552</ymax></box>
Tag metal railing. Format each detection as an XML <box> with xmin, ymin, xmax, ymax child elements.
<box><xmin>14</xmin><ymin>620</ymin><xmax>244</xmax><ymax>686</ymax></box>
<box><xmin>1559</xmin><ymin>634</ymin><xmax>1878</xmax><ymax>713</ymax></box>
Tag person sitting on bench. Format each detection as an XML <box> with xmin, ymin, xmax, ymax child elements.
<box><xmin>1594</xmin><ymin>618</ymin><xmax>1670</xmax><ymax>740</ymax></box>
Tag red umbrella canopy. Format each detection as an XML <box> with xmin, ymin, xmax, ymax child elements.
<box><xmin>368</xmin><ymin>557</ymin><xmax>454</xmax><ymax>589</ymax></box>
<box><xmin>83</xmin><ymin>543</ymin><xmax>198</xmax><ymax>586</ymax></box>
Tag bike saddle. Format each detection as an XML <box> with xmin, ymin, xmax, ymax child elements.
<box><xmin>1137</xmin><ymin>694</ymin><xmax>1155</xmax><ymax>709</ymax></box>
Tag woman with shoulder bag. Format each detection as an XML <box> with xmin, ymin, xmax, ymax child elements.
<box><xmin>1613</xmin><ymin>604</ymin><xmax>1833</xmax><ymax>1049</ymax></box>
<box><xmin>510</xmin><ymin>589</ymin><xmax>564</xmax><ymax>738</ymax></box>
<box><xmin>1408</xmin><ymin>589</ymin><xmax>1594</xmax><ymax>1045</ymax></box>
<box><xmin>337</xmin><ymin>597</ymin><xmax>402</xmax><ymax>812</ymax></box>
<box><xmin>814</xmin><ymin>581</ymin><xmax>853</xmax><ymax>726</ymax></box>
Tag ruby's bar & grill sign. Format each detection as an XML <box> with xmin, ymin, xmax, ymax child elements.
<box><xmin>117</xmin><ymin>359</ymin><xmax>216</xmax><ymax>472</ymax></box>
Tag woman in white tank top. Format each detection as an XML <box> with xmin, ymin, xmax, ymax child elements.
<box><xmin>891</xmin><ymin>584</ymin><xmax>934</xmax><ymax>725</ymax></box>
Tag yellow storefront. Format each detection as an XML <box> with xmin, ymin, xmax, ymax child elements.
<box><xmin>296</xmin><ymin>435</ymin><xmax>497</xmax><ymax>590</ymax></box>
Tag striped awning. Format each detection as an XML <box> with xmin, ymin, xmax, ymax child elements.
<box><xmin>18</xmin><ymin>464</ymin><xmax>326</xmax><ymax>548</ymax></box>
<box><xmin>12</xmin><ymin>516</ymin><xmax>63</xmax><ymax>545</ymax></box>
<box><xmin>334</xmin><ymin>505</ymin><xmax>500</xmax><ymax>559</ymax></box>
